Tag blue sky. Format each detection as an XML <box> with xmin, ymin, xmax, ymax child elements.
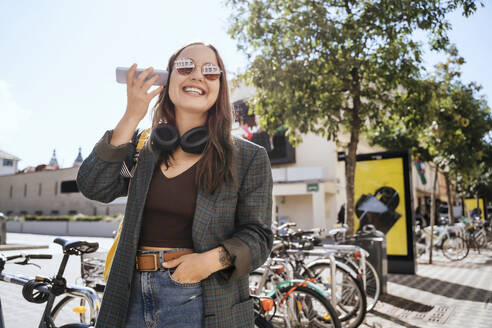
<box><xmin>1</xmin><ymin>0</ymin><xmax>491</xmax><ymax>169</ymax></box>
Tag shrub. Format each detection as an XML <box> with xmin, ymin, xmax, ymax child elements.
<box><xmin>24</xmin><ymin>216</ymin><xmax>70</xmax><ymax>221</ymax></box>
<box><xmin>75</xmin><ymin>216</ymin><xmax>105</xmax><ymax>222</ymax></box>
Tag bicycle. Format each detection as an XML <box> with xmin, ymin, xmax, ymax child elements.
<box><xmin>462</xmin><ymin>216</ymin><xmax>489</xmax><ymax>253</ymax></box>
<box><xmin>302</xmin><ymin>226</ymin><xmax>380</xmax><ymax>313</ymax></box>
<box><xmin>269</xmin><ymin>223</ymin><xmax>367</xmax><ymax>327</ymax></box>
<box><xmin>0</xmin><ymin>237</ymin><xmax>101</xmax><ymax>328</ymax></box>
<box><xmin>415</xmin><ymin>222</ymin><xmax>469</xmax><ymax>261</ymax></box>
<box><xmin>250</xmin><ymin>242</ymin><xmax>342</xmax><ymax>328</ymax></box>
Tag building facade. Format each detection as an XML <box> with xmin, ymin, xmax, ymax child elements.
<box><xmin>0</xmin><ymin>167</ymin><xmax>126</xmax><ymax>216</ymax></box>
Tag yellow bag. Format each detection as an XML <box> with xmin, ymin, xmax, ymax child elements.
<box><xmin>104</xmin><ymin>129</ymin><xmax>150</xmax><ymax>282</ymax></box>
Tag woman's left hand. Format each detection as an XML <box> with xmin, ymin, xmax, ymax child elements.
<box><xmin>162</xmin><ymin>253</ymin><xmax>212</xmax><ymax>283</ymax></box>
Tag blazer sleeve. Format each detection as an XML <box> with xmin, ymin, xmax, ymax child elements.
<box><xmin>218</xmin><ymin>146</ymin><xmax>273</xmax><ymax>282</ymax></box>
<box><xmin>76</xmin><ymin>129</ymin><xmax>138</xmax><ymax>203</ymax></box>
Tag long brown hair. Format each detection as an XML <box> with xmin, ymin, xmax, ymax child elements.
<box><xmin>149</xmin><ymin>42</ymin><xmax>235</xmax><ymax>195</ymax></box>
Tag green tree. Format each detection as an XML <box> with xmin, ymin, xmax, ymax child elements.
<box><xmin>226</xmin><ymin>0</ymin><xmax>482</xmax><ymax>233</ymax></box>
<box><xmin>369</xmin><ymin>48</ymin><xmax>491</xmax><ymax>262</ymax></box>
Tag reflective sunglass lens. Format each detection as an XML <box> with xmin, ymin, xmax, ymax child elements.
<box><xmin>204</xmin><ymin>74</ymin><xmax>220</xmax><ymax>81</ymax></box>
<box><xmin>175</xmin><ymin>57</ymin><xmax>195</xmax><ymax>75</ymax></box>
<box><xmin>177</xmin><ymin>67</ymin><xmax>194</xmax><ymax>75</ymax></box>
<box><xmin>203</xmin><ymin>64</ymin><xmax>221</xmax><ymax>80</ymax></box>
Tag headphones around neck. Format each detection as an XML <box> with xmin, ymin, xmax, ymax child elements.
<box><xmin>150</xmin><ymin>123</ymin><xmax>209</xmax><ymax>154</ymax></box>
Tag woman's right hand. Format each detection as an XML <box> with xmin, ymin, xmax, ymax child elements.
<box><xmin>125</xmin><ymin>64</ymin><xmax>164</xmax><ymax>122</ymax></box>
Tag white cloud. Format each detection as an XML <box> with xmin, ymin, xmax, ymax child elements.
<box><xmin>0</xmin><ymin>80</ymin><xmax>32</xmax><ymax>149</ymax></box>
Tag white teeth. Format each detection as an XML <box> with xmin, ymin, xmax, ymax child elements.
<box><xmin>184</xmin><ymin>87</ymin><xmax>204</xmax><ymax>95</ymax></box>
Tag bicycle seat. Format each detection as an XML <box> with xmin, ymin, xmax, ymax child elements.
<box><xmin>53</xmin><ymin>238</ymin><xmax>99</xmax><ymax>255</ymax></box>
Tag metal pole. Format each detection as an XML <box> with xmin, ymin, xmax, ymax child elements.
<box><xmin>329</xmin><ymin>254</ymin><xmax>337</xmax><ymax>307</ymax></box>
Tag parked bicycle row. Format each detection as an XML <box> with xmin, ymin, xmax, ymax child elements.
<box><xmin>416</xmin><ymin>215</ymin><xmax>492</xmax><ymax>261</ymax></box>
<box><xmin>248</xmin><ymin>222</ymin><xmax>386</xmax><ymax>328</ymax></box>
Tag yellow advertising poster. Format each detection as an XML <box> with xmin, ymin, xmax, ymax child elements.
<box><xmin>464</xmin><ymin>198</ymin><xmax>485</xmax><ymax>220</ymax></box>
<box><xmin>354</xmin><ymin>157</ymin><xmax>408</xmax><ymax>256</ymax></box>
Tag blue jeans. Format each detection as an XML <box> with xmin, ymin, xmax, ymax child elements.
<box><xmin>124</xmin><ymin>266</ymin><xmax>203</xmax><ymax>328</ymax></box>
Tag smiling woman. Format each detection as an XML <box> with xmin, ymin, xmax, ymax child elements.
<box><xmin>76</xmin><ymin>42</ymin><xmax>273</xmax><ymax>328</ymax></box>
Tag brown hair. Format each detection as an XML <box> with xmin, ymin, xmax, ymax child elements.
<box><xmin>149</xmin><ymin>42</ymin><xmax>235</xmax><ymax>195</ymax></box>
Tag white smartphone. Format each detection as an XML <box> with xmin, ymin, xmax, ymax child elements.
<box><xmin>116</xmin><ymin>67</ymin><xmax>169</xmax><ymax>86</ymax></box>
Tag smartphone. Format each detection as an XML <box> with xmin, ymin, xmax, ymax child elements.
<box><xmin>116</xmin><ymin>67</ymin><xmax>169</xmax><ymax>86</ymax></box>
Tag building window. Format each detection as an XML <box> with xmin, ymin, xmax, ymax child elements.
<box><xmin>51</xmin><ymin>210</ymin><xmax>60</xmax><ymax>216</ymax></box>
<box><xmin>9</xmin><ymin>185</ymin><xmax>13</xmax><ymax>199</ymax></box>
<box><xmin>34</xmin><ymin>210</ymin><xmax>43</xmax><ymax>215</ymax></box>
<box><xmin>20</xmin><ymin>210</ymin><xmax>28</xmax><ymax>216</ymax></box>
<box><xmin>93</xmin><ymin>207</ymin><xmax>97</xmax><ymax>215</ymax></box>
<box><xmin>54</xmin><ymin>181</ymin><xmax>58</xmax><ymax>195</ymax></box>
<box><xmin>6</xmin><ymin>210</ymin><xmax>13</xmax><ymax>216</ymax></box>
<box><xmin>2</xmin><ymin>159</ymin><xmax>13</xmax><ymax>166</ymax></box>
<box><xmin>38</xmin><ymin>183</ymin><xmax>42</xmax><ymax>196</ymax></box>
<box><xmin>61</xmin><ymin>180</ymin><xmax>79</xmax><ymax>193</ymax></box>
<box><xmin>106</xmin><ymin>207</ymin><xmax>110</xmax><ymax>215</ymax></box>
<box><xmin>24</xmin><ymin>184</ymin><xmax>27</xmax><ymax>197</ymax></box>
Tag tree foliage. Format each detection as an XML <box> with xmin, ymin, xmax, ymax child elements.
<box><xmin>226</xmin><ymin>0</ymin><xmax>483</xmax><ymax>233</ymax></box>
<box><xmin>369</xmin><ymin>47</ymin><xmax>492</xmax><ymax>196</ymax></box>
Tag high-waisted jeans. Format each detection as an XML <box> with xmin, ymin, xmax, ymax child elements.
<box><xmin>124</xmin><ymin>266</ymin><xmax>203</xmax><ymax>328</ymax></box>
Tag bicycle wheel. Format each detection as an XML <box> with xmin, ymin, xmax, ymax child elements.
<box><xmin>475</xmin><ymin>229</ymin><xmax>488</xmax><ymax>249</ymax></box>
<box><xmin>442</xmin><ymin>235</ymin><xmax>469</xmax><ymax>261</ymax></box>
<box><xmin>361</xmin><ymin>261</ymin><xmax>380</xmax><ymax>312</ymax></box>
<box><xmin>51</xmin><ymin>295</ymin><xmax>96</xmax><ymax>326</ymax></box>
<box><xmin>271</xmin><ymin>285</ymin><xmax>341</xmax><ymax>328</ymax></box>
<box><xmin>304</xmin><ymin>263</ymin><xmax>366</xmax><ymax>328</ymax></box>
<box><xmin>337</xmin><ymin>257</ymin><xmax>381</xmax><ymax>312</ymax></box>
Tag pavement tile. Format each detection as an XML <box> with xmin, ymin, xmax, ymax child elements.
<box><xmin>364</xmin><ymin>248</ymin><xmax>492</xmax><ymax>328</ymax></box>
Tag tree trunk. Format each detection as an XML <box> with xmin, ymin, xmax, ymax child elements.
<box><xmin>429</xmin><ymin>168</ymin><xmax>439</xmax><ymax>264</ymax></box>
<box><xmin>476</xmin><ymin>193</ymin><xmax>480</xmax><ymax>215</ymax></box>
<box><xmin>345</xmin><ymin>126</ymin><xmax>361</xmax><ymax>235</ymax></box>
<box><xmin>345</xmin><ymin>67</ymin><xmax>362</xmax><ymax>235</ymax></box>
<box><xmin>445</xmin><ymin>172</ymin><xmax>455</xmax><ymax>225</ymax></box>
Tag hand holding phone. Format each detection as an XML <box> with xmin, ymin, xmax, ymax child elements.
<box><xmin>123</xmin><ymin>64</ymin><xmax>165</xmax><ymax>123</ymax></box>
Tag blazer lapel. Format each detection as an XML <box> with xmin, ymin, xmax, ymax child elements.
<box><xmin>128</xmin><ymin>145</ymin><xmax>158</xmax><ymax>240</ymax></box>
<box><xmin>192</xmin><ymin>188</ymin><xmax>219</xmax><ymax>251</ymax></box>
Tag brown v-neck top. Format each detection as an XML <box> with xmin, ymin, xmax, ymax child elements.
<box><xmin>138</xmin><ymin>159</ymin><xmax>201</xmax><ymax>248</ymax></box>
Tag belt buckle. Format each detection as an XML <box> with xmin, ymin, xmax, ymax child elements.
<box><xmin>136</xmin><ymin>253</ymin><xmax>159</xmax><ymax>271</ymax></box>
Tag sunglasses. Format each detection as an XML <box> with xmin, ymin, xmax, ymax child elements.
<box><xmin>174</xmin><ymin>57</ymin><xmax>222</xmax><ymax>81</ymax></box>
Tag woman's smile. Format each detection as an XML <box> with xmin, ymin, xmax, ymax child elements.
<box><xmin>182</xmin><ymin>85</ymin><xmax>205</xmax><ymax>96</ymax></box>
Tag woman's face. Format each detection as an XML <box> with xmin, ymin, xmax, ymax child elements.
<box><xmin>168</xmin><ymin>44</ymin><xmax>221</xmax><ymax>117</ymax></box>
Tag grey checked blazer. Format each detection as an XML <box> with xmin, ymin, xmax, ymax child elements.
<box><xmin>76</xmin><ymin>130</ymin><xmax>273</xmax><ymax>328</ymax></box>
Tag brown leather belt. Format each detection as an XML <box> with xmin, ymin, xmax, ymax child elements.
<box><xmin>135</xmin><ymin>249</ymin><xmax>194</xmax><ymax>272</ymax></box>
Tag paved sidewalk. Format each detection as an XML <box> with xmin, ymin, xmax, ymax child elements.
<box><xmin>363</xmin><ymin>248</ymin><xmax>492</xmax><ymax>328</ymax></box>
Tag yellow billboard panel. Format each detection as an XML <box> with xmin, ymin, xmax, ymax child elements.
<box><xmin>354</xmin><ymin>157</ymin><xmax>408</xmax><ymax>256</ymax></box>
<box><xmin>464</xmin><ymin>198</ymin><xmax>485</xmax><ymax>220</ymax></box>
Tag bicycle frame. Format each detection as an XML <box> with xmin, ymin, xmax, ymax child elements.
<box><xmin>0</xmin><ymin>271</ymin><xmax>99</xmax><ymax>328</ymax></box>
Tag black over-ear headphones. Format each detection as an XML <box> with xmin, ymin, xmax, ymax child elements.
<box><xmin>150</xmin><ymin>123</ymin><xmax>209</xmax><ymax>154</ymax></box>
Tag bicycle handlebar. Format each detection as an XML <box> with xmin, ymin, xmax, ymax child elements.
<box><xmin>29</xmin><ymin>254</ymin><xmax>53</xmax><ymax>259</ymax></box>
<box><xmin>5</xmin><ymin>253</ymin><xmax>53</xmax><ymax>261</ymax></box>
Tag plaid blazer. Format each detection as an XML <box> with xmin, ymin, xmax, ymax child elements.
<box><xmin>76</xmin><ymin>130</ymin><xmax>273</xmax><ymax>328</ymax></box>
